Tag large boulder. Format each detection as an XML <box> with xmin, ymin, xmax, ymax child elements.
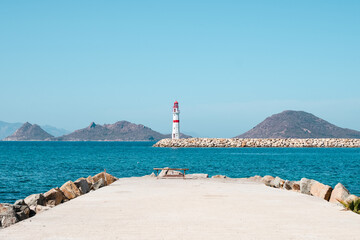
<box><xmin>0</xmin><ymin>203</ymin><xmax>18</xmax><ymax>228</ymax></box>
<box><xmin>300</xmin><ymin>178</ymin><xmax>313</xmax><ymax>195</ymax></box>
<box><xmin>44</xmin><ymin>188</ymin><xmax>65</xmax><ymax>206</ymax></box>
<box><xmin>74</xmin><ymin>178</ymin><xmax>90</xmax><ymax>194</ymax></box>
<box><xmin>13</xmin><ymin>204</ymin><xmax>30</xmax><ymax>221</ymax></box>
<box><xmin>24</xmin><ymin>193</ymin><xmax>45</xmax><ymax>207</ymax></box>
<box><xmin>329</xmin><ymin>183</ymin><xmax>350</xmax><ymax>203</ymax></box>
<box><xmin>292</xmin><ymin>181</ymin><xmax>301</xmax><ymax>192</ymax></box>
<box><xmin>273</xmin><ymin>177</ymin><xmax>285</xmax><ymax>188</ymax></box>
<box><xmin>92</xmin><ymin>172</ymin><xmax>118</xmax><ymax>185</ymax></box>
<box><xmin>92</xmin><ymin>178</ymin><xmax>105</xmax><ymax>190</ymax></box>
<box><xmin>60</xmin><ymin>181</ymin><xmax>81</xmax><ymax>200</ymax></box>
<box><xmin>261</xmin><ymin>175</ymin><xmax>275</xmax><ymax>186</ymax></box>
<box><xmin>310</xmin><ymin>181</ymin><xmax>333</xmax><ymax>201</ymax></box>
<box><xmin>283</xmin><ymin>180</ymin><xmax>293</xmax><ymax>190</ymax></box>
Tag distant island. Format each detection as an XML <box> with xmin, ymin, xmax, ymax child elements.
<box><xmin>3</xmin><ymin>122</ymin><xmax>54</xmax><ymax>141</ymax></box>
<box><xmin>235</xmin><ymin>110</ymin><xmax>360</xmax><ymax>139</ymax></box>
<box><xmin>2</xmin><ymin>121</ymin><xmax>191</xmax><ymax>141</ymax></box>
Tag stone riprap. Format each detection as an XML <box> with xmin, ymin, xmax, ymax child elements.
<box><xmin>0</xmin><ymin>171</ymin><xmax>118</xmax><ymax>229</ymax></box>
<box><xmin>153</xmin><ymin>138</ymin><xmax>360</xmax><ymax>148</ymax></box>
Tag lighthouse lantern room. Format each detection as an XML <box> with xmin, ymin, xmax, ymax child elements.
<box><xmin>172</xmin><ymin>101</ymin><xmax>180</xmax><ymax>139</ymax></box>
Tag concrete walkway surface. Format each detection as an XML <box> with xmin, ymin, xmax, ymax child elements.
<box><xmin>1</xmin><ymin>177</ymin><xmax>359</xmax><ymax>240</ymax></box>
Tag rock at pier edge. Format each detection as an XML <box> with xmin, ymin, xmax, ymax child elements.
<box><xmin>0</xmin><ymin>171</ymin><xmax>118</xmax><ymax>229</ymax></box>
<box><xmin>153</xmin><ymin>138</ymin><xmax>360</xmax><ymax>148</ymax></box>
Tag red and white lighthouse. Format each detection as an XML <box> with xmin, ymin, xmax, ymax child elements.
<box><xmin>172</xmin><ymin>101</ymin><xmax>180</xmax><ymax>139</ymax></box>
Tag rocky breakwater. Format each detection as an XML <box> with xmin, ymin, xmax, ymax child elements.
<box><xmin>237</xmin><ymin>174</ymin><xmax>359</xmax><ymax>213</ymax></box>
<box><xmin>153</xmin><ymin>138</ymin><xmax>360</xmax><ymax>148</ymax></box>
<box><xmin>0</xmin><ymin>171</ymin><xmax>118</xmax><ymax>229</ymax></box>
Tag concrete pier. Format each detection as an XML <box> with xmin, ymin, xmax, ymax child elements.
<box><xmin>1</xmin><ymin>177</ymin><xmax>359</xmax><ymax>240</ymax></box>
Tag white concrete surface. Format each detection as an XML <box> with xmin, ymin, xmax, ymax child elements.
<box><xmin>1</xmin><ymin>177</ymin><xmax>360</xmax><ymax>240</ymax></box>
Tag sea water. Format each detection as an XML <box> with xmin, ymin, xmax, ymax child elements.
<box><xmin>0</xmin><ymin>141</ymin><xmax>359</xmax><ymax>203</ymax></box>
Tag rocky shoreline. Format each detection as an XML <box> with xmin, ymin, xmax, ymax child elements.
<box><xmin>0</xmin><ymin>171</ymin><xmax>118</xmax><ymax>229</ymax></box>
<box><xmin>153</xmin><ymin>138</ymin><xmax>360</xmax><ymax>148</ymax></box>
<box><xmin>240</xmin><ymin>175</ymin><xmax>359</xmax><ymax>206</ymax></box>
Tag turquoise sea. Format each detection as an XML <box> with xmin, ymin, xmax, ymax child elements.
<box><xmin>0</xmin><ymin>141</ymin><xmax>359</xmax><ymax>203</ymax></box>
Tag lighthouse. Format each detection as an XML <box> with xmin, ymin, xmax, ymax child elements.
<box><xmin>172</xmin><ymin>101</ymin><xmax>180</xmax><ymax>139</ymax></box>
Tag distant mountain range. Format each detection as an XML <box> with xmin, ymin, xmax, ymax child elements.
<box><xmin>0</xmin><ymin>121</ymin><xmax>69</xmax><ymax>139</ymax></box>
<box><xmin>2</xmin><ymin>121</ymin><xmax>191</xmax><ymax>141</ymax></box>
<box><xmin>3</xmin><ymin>110</ymin><xmax>360</xmax><ymax>141</ymax></box>
<box><xmin>236</xmin><ymin>110</ymin><xmax>360</xmax><ymax>138</ymax></box>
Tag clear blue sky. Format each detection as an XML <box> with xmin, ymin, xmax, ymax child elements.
<box><xmin>0</xmin><ymin>1</ymin><xmax>359</xmax><ymax>137</ymax></box>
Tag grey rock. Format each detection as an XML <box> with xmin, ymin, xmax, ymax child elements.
<box><xmin>283</xmin><ymin>180</ymin><xmax>293</xmax><ymax>190</ymax></box>
<box><xmin>92</xmin><ymin>178</ymin><xmax>105</xmax><ymax>190</ymax></box>
<box><xmin>13</xmin><ymin>204</ymin><xmax>30</xmax><ymax>221</ymax></box>
<box><xmin>0</xmin><ymin>203</ymin><xmax>18</xmax><ymax>228</ymax></box>
<box><xmin>74</xmin><ymin>178</ymin><xmax>90</xmax><ymax>194</ymax></box>
<box><xmin>300</xmin><ymin>178</ymin><xmax>313</xmax><ymax>195</ymax></box>
<box><xmin>261</xmin><ymin>175</ymin><xmax>275</xmax><ymax>186</ymax></box>
<box><xmin>24</xmin><ymin>193</ymin><xmax>45</xmax><ymax>207</ymax></box>
<box><xmin>14</xmin><ymin>199</ymin><xmax>25</xmax><ymax>206</ymax></box>
<box><xmin>273</xmin><ymin>177</ymin><xmax>284</xmax><ymax>188</ymax></box>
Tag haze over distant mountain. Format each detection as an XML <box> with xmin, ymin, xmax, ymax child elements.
<box><xmin>0</xmin><ymin>121</ymin><xmax>22</xmax><ymax>140</ymax></box>
<box><xmin>0</xmin><ymin>121</ymin><xmax>69</xmax><ymax>139</ymax></box>
<box><xmin>3</xmin><ymin>122</ymin><xmax>54</xmax><ymax>141</ymax></box>
<box><xmin>54</xmin><ymin>121</ymin><xmax>191</xmax><ymax>141</ymax></box>
<box><xmin>236</xmin><ymin>110</ymin><xmax>360</xmax><ymax>139</ymax></box>
<box><xmin>41</xmin><ymin>125</ymin><xmax>70</xmax><ymax>137</ymax></box>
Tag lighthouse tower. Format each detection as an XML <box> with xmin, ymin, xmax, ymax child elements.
<box><xmin>172</xmin><ymin>101</ymin><xmax>180</xmax><ymax>139</ymax></box>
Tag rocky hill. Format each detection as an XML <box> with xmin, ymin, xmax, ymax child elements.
<box><xmin>236</xmin><ymin>110</ymin><xmax>360</xmax><ymax>139</ymax></box>
<box><xmin>3</xmin><ymin>122</ymin><xmax>54</xmax><ymax>141</ymax></box>
<box><xmin>54</xmin><ymin>121</ymin><xmax>191</xmax><ymax>141</ymax></box>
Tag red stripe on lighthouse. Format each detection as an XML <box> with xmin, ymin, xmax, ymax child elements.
<box><xmin>173</xmin><ymin>120</ymin><xmax>179</xmax><ymax>123</ymax></box>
